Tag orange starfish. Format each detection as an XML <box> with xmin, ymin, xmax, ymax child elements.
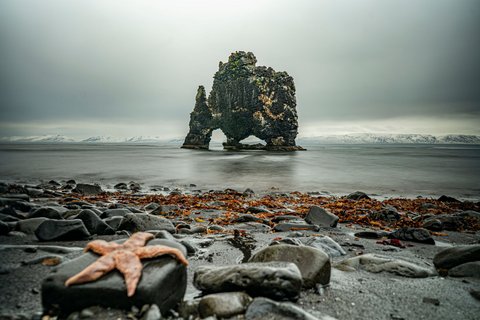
<box><xmin>65</xmin><ymin>232</ymin><xmax>188</xmax><ymax>296</ymax></box>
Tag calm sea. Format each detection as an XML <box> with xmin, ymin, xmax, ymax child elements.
<box><xmin>0</xmin><ymin>143</ymin><xmax>479</xmax><ymax>200</ymax></box>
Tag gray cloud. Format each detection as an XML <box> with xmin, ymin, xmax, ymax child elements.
<box><xmin>0</xmin><ymin>0</ymin><xmax>479</xmax><ymax>137</ymax></box>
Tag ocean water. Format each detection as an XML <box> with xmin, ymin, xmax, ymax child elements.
<box><xmin>0</xmin><ymin>143</ymin><xmax>479</xmax><ymax>200</ymax></box>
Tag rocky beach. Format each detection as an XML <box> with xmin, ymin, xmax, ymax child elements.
<box><xmin>0</xmin><ymin>180</ymin><xmax>479</xmax><ymax>320</ymax></box>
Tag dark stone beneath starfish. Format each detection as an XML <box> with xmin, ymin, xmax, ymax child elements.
<box><xmin>41</xmin><ymin>239</ymin><xmax>187</xmax><ymax>315</ymax></box>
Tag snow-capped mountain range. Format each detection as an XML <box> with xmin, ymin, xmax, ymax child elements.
<box><xmin>0</xmin><ymin>134</ymin><xmax>479</xmax><ymax>144</ymax></box>
<box><xmin>297</xmin><ymin>133</ymin><xmax>480</xmax><ymax>145</ymax></box>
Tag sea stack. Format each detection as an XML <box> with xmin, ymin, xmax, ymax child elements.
<box><xmin>182</xmin><ymin>51</ymin><xmax>304</xmax><ymax>151</ymax></box>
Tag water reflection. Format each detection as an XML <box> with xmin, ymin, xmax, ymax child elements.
<box><xmin>191</xmin><ymin>149</ymin><xmax>298</xmax><ymax>190</ymax></box>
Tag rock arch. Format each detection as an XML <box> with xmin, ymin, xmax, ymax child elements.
<box><xmin>181</xmin><ymin>51</ymin><xmax>305</xmax><ymax>151</ymax></box>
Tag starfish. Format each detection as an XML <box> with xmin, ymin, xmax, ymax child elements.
<box><xmin>65</xmin><ymin>232</ymin><xmax>188</xmax><ymax>296</ymax></box>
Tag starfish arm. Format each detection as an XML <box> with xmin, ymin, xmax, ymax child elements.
<box><xmin>122</xmin><ymin>232</ymin><xmax>154</xmax><ymax>249</ymax></box>
<box><xmin>65</xmin><ymin>254</ymin><xmax>116</xmax><ymax>287</ymax></box>
<box><xmin>114</xmin><ymin>250</ymin><xmax>143</xmax><ymax>297</ymax></box>
<box><xmin>84</xmin><ymin>240</ymin><xmax>121</xmax><ymax>255</ymax></box>
<box><xmin>135</xmin><ymin>246</ymin><xmax>189</xmax><ymax>266</ymax></box>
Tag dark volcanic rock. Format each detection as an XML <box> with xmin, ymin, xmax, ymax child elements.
<box><xmin>304</xmin><ymin>206</ymin><xmax>339</xmax><ymax>227</ymax></box>
<box><xmin>0</xmin><ymin>220</ymin><xmax>10</xmax><ymax>235</ymax></box>
<box><xmin>422</xmin><ymin>214</ymin><xmax>464</xmax><ymax>231</ymax></box>
<box><xmin>16</xmin><ymin>217</ymin><xmax>50</xmax><ymax>234</ymax></box>
<box><xmin>437</xmin><ymin>195</ymin><xmax>461</xmax><ymax>203</ymax></box>
<box><xmin>114</xmin><ymin>182</ymin><xmax>128</xmax><ymax>190</ymax></box>
<box><xmin>448</xmin><ymin>261</ymin><xmax>480</xmax><ymax>278</ymax></box>
<box><xmin>76</xmin><ymin>209</ymin><xmax>114</xmax><ymax>235</ymax></box>
<box><xmin>103</xmin><ymin>216</ymin><xmax>124</xmax><ymax>231</ymax></box>
<box><xmin>182</xmin><ymin>51</ymin><xmax>304</xmax><ymax>151</ymax></box>
<box><xmin>433</xmin><ymin>245</ymin><xmax>480</xmax><ymax>271</ymax></box>
<box><xmin>0</xmin><ymin>197</ymin><xmax>33</xmax><ymax>212</ymax></box>
<box><xmin>346</xmin><ymin>191</ymin><xmax>370</xmax><ymax>200</ymax></box>
<box><xmin>354</xmin><ymin>231</ymin><xmax>390</xmax><ymax>239</ymax></box>
<box><xmin>193</xmin><ymin>262</ymin><xmax>302</xmax><ymax>301</ymax></box>
<box><xmin>389</xmin><ymin>228</ymin><xmax>435</xmax><ymax>245</ymax></box>
<box><xmin>29</xmin><ymin>207</ymin><xmax>64</xmax><ymax>220</ymax></box>
<box><xmin>35</xmin><ymin>219</ymin><xmax>91</xmax><ymax>241</ymax></box>
<box><xmin>101</xmin><ymin>208</ymin><xmax>132</xmax><ymax>218</ymax></box>
<box><xmin>150</xmin><ymin>205</ymin><xmax>180</xmax><ymax>215</ymax></box>
<box><xmin>249</xmin><ymin>244</ymin><xmax>331</xmax><ymax>287</ymax></box>
<box><xmin>72</xmin><ymin>183</ymin><xmax>103</xmax><ymax>195</ymax></box>
<box><xmin>41</xmin><ymin>239</ymin><xmax>187</xmax><ymax>314</ymax></box>
<box><xmin>118</xmin><ymin>213</ymin><xmax>175</xmax><ymax>233</ymax></box>
<box><xmin>369</xmin><ymin>205</ymin><xmax>400</xmax><ymax>221</ymax></box>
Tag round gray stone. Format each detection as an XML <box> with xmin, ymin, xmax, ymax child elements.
<box><xmin>249</xmin><ymin>244</ymin><xmax>331</xmax><ymax>287</ymax></box>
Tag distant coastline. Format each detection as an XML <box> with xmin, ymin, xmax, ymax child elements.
<box><xmin>0</xmin><ymin>133</ymin><xmax>479</xmax><ymax>145</ymax></box>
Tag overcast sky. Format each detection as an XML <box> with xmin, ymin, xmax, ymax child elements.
<box><xmin>0</xmin><ymin>0</ymin><xmax>479</xmax><ymax>139</ymax></box>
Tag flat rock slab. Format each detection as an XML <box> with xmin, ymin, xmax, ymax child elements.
<box><xmin>335</xmin><ymin>253</ymin><xmax>436</xmax><ymax>278</ymax></box>
<box><xmin>41</xmin><ymin>239</ymin><xmax>187</xmax><ymax>314</ymax></box>
<box><xmin>249</xmin><ymin>244</ymin><xmax>331</xmax><ymax>287</ymax></box>
<box><xmin>193</xmin><ymin>262</ymin><xmax>302</xmax><ymax>301</ymax></box>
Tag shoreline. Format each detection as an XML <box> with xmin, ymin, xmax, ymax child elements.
<box><xmin>1</xmin><ymin>178</ymin><xmax>479</xmax><ymax>203</ymax></box>
<box><xmin>0</xmin><ymin>181</ymin><xmax>479</xmax><ymax>319</ymax></box>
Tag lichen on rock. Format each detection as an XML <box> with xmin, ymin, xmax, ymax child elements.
<box><xmin>182</xmin><ymin>51</ymin><xmax>304</xmax><ymax>151</ymax></box>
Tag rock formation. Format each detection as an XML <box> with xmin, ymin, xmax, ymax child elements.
<box><xmin>182</xmin><ymin>51</ymin><xmax>304</xmax><ymax>151</ymax></box>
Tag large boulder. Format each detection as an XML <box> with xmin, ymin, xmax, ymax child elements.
<box><xmin>41</xmin><ymin>239</ymin><xmax>187</xmax><ymax>314</ymax></box>
<box><xmin>182</xmin><ymin>51</ymin><xmax>304</xmax><ymax>151</ymax></box>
